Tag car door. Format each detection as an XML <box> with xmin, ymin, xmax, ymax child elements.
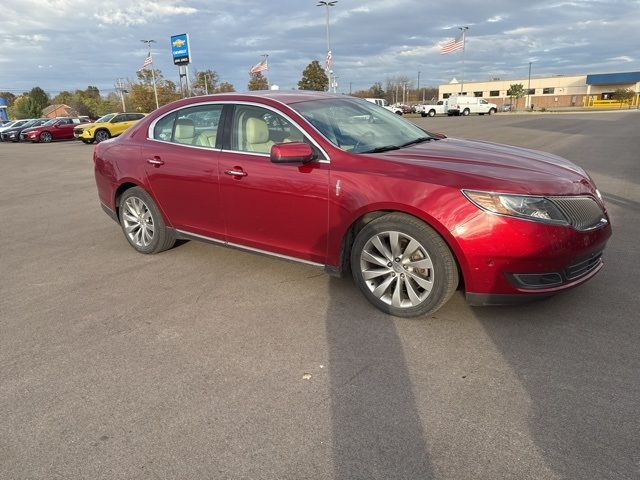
<box><xmin>53</xmin><ymin>119</ymin><xmax>73</xmax><ymax>139</ymax></box>
<box><xmin>141</xmin><ymin>103</ymin><xmax>226</xmax><ymax>239</ymax></box>
<box><xmin>218</xmin><ymin>103</ymin><xmax>329</xmax><ymax>264</ymax></box>
<box><xmin>109</xmin><ymin>114</ymin><xmax>129</xmax><ymax>136</ymax></box>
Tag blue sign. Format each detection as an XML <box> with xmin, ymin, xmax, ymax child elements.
<box><xmin>171</xmin><ymin>33</ymin><xmax>191</xmax><ymax>65</ymax></box>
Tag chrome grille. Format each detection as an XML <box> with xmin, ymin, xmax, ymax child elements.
<box><xmin>565</xmin><ymin>251</ymin><xmax>603</xmax><ymax>280</ymax></box>
<box><xmin>550</xmin><ymin>196</ymin><xmax>606</xmax><ymax>231</ymax></box>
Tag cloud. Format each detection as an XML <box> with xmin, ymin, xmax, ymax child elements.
<box><xmin>609</xmin><ymin>56</ymin><xmax>633</xmax><ymax>63</ymax></box>
<box><xmin>94</xmin><ymin>1</ymin><xmax>197</xmax><ymax>26</ymax></box>
<box><xmin>487</xmin><ymin>15</ymin><xmax>505</xmax><ymax>23</ymax></box>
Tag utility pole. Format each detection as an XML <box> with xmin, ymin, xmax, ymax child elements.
<box><xmin>140</xmin><ymin>39</ymin><xmax>159</xmax><ymax>110</ymax></box>
<box><xmin>527</xmin><ymin>61</ymin><xmax>532</xmax><ymax>109</ymax></box>
<box><xmin>115</xmin><ymin>79</ymin><xmax>127</xmax><ymax>111</ymax></box>
<box><xmin>317</xmin><ymin>1</ymin><xmax>338</xmax><ymax>92</ymax></box>
<box><xmin>349</xmin><ymin>82</ymin><xmax>352</xmax><ymax>94</ymax></box>
<box><xmin>417</xmin><ymin>71</ymin><xmax>421</xmax><ymax>103</ymax></box>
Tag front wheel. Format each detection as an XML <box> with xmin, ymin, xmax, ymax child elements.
<box><xmin>119</xmin><ymin>187</ymin><xmax>175</xmax><ymax>254</ymax></box>
<box><xmin>40</xmin><ymin>131</ymin><xmax>52</xmax><ymax>143</ymax></box>
<box><xmin>350</xmin><ymin>213</ymin><xmax>458</xmax><ymax>317</ymax></box>
<box><xmin>95</xmin><ymin>130</ymin><xmax>110</xmax><ymax>143</ymax></box>
<box><xmin>488</xmin><ymin>108</ymin><xmax>497</xmax><ymax>115</ymax></box>
<box><xmin>428</xmin><ymin>110</ymin><xmax>436</xmax><ymax>117</ymax></box>
<box><xmin>462</xmin><ymin>108</ymin><xmax>470</xmax><ymax>116</ymax></box>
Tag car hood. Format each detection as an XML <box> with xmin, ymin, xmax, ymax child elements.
<box><xmin>77</xmin><ymin>122</ymin><xmax>96</xmax><ymax>129</ymax></box>
<box><xmin>374</xmin><ymin>137</ymin><xmax>595</xmax><ymax>196</ymax></box>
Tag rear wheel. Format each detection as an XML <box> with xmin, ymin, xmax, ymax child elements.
<box><xmin>95</xmin><ymin>129</ymin><xmax>110</xmax><ymax>143</ymax></box>
<box><xmin>119</xmin><ymin>187</ymin><xmax>175</xmax><ymax>254</ymax></box>
<box><xmin>40</xmin><ymin>131</ymin><xmax>52</xmax><ymax>143</ymax></box>
<box><xmin>350</xmin><ymin>213</ymin><xmax>458</xmax><ymax>317</ymax></box>
<box><xmin>421</xmin><ymin>112</ymin><xmax>427</xmax><ymax>117</ymax></box>
<box><xmin>462</xmin><ymin>108</ymin><xmax>470</xmax><ymax>116</ymax></box>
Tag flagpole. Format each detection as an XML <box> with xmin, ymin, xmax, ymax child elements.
<box><xmin>141</xmin><ymin>40</ymin><xmax>159</xmax><ymax>109</ymax></box>
<box><xmin>459</xmin><ymin>26</ymin><xmax>468</xmax><ymax>94</ymax></box>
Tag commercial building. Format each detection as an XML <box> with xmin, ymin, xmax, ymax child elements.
<box><xmin>439</xmin><ymin>71</ymin><xmax>640</xmax><ymax>109</ymax></box>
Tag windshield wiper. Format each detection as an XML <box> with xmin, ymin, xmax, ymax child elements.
<box><xmin>360</xmin><ymin>145</ymin><xmax>401</xmax><ymax>153</ymax></box>
<box><xmin>398</xmin><ymin>136</ymin><xmax>433</xmax><ymax>148</ymax></box>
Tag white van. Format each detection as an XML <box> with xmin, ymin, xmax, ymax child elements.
<box><xmin>446</xmin><ymin>95</ymin><xmax>497</xmax><ymax>116</ymax></box>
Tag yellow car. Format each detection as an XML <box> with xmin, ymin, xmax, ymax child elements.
<box><xmin>75</xmin><ymin>112</ymin><xmax>146</xmax><ymax>144</ymax></box>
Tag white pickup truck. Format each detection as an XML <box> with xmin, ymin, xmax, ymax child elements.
<box><xmin>420</xmin><ymin>100</ymin><xmax>446</xmax><ymax>117</ymax></box>
<box><xmin>364</xmin><ymin>98</ymin><xmax>403</xmax><ymax>115</ymax></box>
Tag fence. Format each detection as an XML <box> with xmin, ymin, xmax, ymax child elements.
<box><xmin>584</xmin><ymin>96</ymin><xmax>640</xmax><ymax>108</ymax></box>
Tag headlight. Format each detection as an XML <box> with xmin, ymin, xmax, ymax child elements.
<box><xmin>463</xmin><ymin>190</ymin><xmax>569</xmax><ymax>225</ymax></box>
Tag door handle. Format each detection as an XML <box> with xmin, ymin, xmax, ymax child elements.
<box><xmin>146</xmin><ymin>157</ymin><xmax>164</xmax><ymax>167</ymax></box>
<box><xmin>224</xmin><ymin>168</ymin><xmax>247</xmax><ymax>177</ymax></box>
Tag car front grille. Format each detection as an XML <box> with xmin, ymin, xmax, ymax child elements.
<box><xmin>549</xmin><ymin>196</ymin><xmax>606</xmax><ymax>231</ymax></box>
<box><xmin>565</xmin><ymin>251</ymin><xmax>603</xmax><ymax>280</ymax></box>
<box><xmin>73</xmin><ymin>128</ymin><xmax>84</xmax><ymax>134</ymax></box>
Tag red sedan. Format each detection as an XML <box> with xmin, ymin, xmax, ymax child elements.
<box><xmin>22</xmin><ymin>117</ymin><xmax>89</xmax><ymax>143</ymax></box>
<box><xmin>93</xmin><ymin>92</ymin><xmax>611</xmax><ymax>317</ymax></box>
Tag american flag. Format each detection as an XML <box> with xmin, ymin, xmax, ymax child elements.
<box><xmin>325</xmin><ymin>50</ymin><xmax>332</xmax><ymax>70</ymax></box>
<box><xmin>440</xmin><ymin>33</ymin><xmax>464</xmax><ymax>55</ymax></box>
<box><xmin>250</xmin><ymin>58</ymin><xmax>268</xmax><ymax>74</ymax></box>
<box><xmin>138</xmin><ymin>53</ymin><xmax>153</xmax><ymax>71</ymax></box>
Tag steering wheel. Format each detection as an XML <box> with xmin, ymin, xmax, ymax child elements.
<box><xmin>353</xmin><ymin>131</ymin><xmax>377</xmax><ymax>152</ymax></box>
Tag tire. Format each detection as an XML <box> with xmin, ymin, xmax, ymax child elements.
<box><xmin>350</xmin><ymin>213</ymin><xmax>458</xmax><ymax>317</ymax></box>
<box><xmin>119</xmin><ymin>187</ymin><xmax>175</xmax><ymax>254</ymax></box>
<box><xmin>81</xmin><ymin>139</ymin><xmax>95</xmax><ymax>144</ymax></box>
<box><xmin>40</xmin><ymin>131</ymin><xmax>52</xmax><ymax>143</ymax></box>
<box><xmin>462</xmin><ymin>108</ymin><xmax>470</xmax><ymax>116</ymax></box>
<box><xmin>95</xmin><ymin>129</ymin><xmax>110</xmax><ymax>143</ymax></box>
<box><xmin>428</xmin><ymin>110</ymin><xmax>436</xmax><ymax>117</ymax></box>
<box><xmin>395</xmin><ymin>111</ymin><xmax>403</xmax><ymax>115</ymax></box>
<box><xmin>421</xmin><ymin>112</ymin><xmax>427</xmax><ymax>117</ymax></box>
<box><xmin>488</xmin><ymin>108</ymin><xmax>497</xmax><ymax>115</ymax></box>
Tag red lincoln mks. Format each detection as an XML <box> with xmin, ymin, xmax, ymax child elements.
<box><xmin>93</xmin><ymin>91</ymin><xmax>611</xmax><ymax>317</ymax></box>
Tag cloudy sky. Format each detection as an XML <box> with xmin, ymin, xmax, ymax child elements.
<box><xmin>0</xmin><ymin>0</ymin><xmax>638</xmax><ymax>96</ymax></box>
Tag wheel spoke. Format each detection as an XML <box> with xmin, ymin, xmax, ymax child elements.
<box><xmin>407</xmin><ymin>271</ymin><xmax>433</xmax><ymax>292</ymax></box>
<box><xmin>362</xmin><ymin>250</ymin><xmax>389</xmax><ymax>268</ymax></box>
<box><xmin>402</xmin><ymin>238</ymin><xmax>421</xmax><ymax>259</ymax></box>
<box><xmin>389</xmin><ymin>232</ymin><xmax>401</xmax><ymax>259</ymax></box>
<box><xmin>391</xmin><ymin>276</ymin><xmax>402</xmax><ymax>307</ymax></box>
<box><xmin>371</xmin><ymin>235</ymin><xmax>392</xmax><ymax>261</ymax></box>
<box><xmin>372</xmin><ymin>274</ymin><xmax>395</xmax><ymax>298</ymax></box>
<box><xmin>405</xmin><ymin>258</ymin><xmax>433</xmax><ymax>270</ymax></box>
<box><xmin>125</xmin><ymin>224</ymin><xmax>139</xmax><ymax>233</ymax></box>
<box><xmin>404</xmin><ymin>276</ymin><xmax>421</xmax><ymax>306</ymax></box>
<box><xmin>362</xmin><ymin>268</ymin><xmax>392</xmax><ymax>280</ymax></box>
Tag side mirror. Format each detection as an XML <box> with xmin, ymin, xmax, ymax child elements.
<box><xmin>270</xmin><ymin>142</ymin><xmax>315</xmax><ymax>164</ymax></box>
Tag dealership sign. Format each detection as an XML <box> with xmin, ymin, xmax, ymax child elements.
<box><xmin>171</xmin><ymin>33</ymin><xmax>191</xmax><ymax>65</ymax></box>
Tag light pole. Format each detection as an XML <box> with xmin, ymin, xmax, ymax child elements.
<box><xmin>527</xmin><ymin>61</ymin><xmax>532</xmax><ymax>110</ymax></box>
<box><xmin>317</xmin><ymin>1</ymin><xmax>337</xmax><ymax>92</ymax></box>
<box><xmin>140</xmin><ymin>39</ymin><xmax>159</xmax><ymax>109</ymax></box>
<box><xmin>417</xmin><ymin>71</ymin><xmax>421</xmax><ymax>103</ymax></box>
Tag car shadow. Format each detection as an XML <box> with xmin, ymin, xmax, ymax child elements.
<box><xmin>324</xmin><ymin>276</ymin><xmax>434</xmax><ymax>479</ymax></box>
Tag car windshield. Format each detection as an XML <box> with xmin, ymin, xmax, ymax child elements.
<box><xmin>95</xmin><ymin>113</ymin><xmax>116</xmax><ymax>123</ymax></box>
<box><xmin>20</xmin><ymin>119</ymin><xmax>39</xmax><ymax>128</ymax></box>
<box><xmin>290</xmin><ymin>97</ymin><xmax>435</xmax><ymax>154</ymax></box>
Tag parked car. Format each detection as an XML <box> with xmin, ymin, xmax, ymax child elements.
<box><xmin>420</xmin><ymin>100</ymin><xmax>446</xmax><ymax>117</ymax></box>
<box><xmin>75</xmin><ymin>112</ymin><xmax>146</xmax><ymax>144</ymax></box>
<box><xmin>364</xmin><ymin>98</ymin><xmax>403</xmax><ymax>115</ymax></box>
<box><xmin>0</xmin><ymin>119</ymin><xmax>33</xmax><ymax>140</ymax></box>
<box><xmin>499</xmin><ymin>103</ymin><xmax>513</xmax><ymax>112</ymax></box>
<box><xmin>21</xmin><ymin>117</ymin><xmax>89</xmax><ymax>143</ymax></box>
<box><xmin>0</xmin><ymin>118</ymin><xmax>48</xmax><ymax>142</ymax></box>
<box><xmin>446</xmin><ymin>95</ymin><xmax>498</xmax><ymax>116</ymax></box>
<box><xmin>94</xmin><ymin>91</ymin><xmax>611</xmax><ymax>317</ymax></box>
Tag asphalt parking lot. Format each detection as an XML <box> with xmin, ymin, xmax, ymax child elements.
<box><xmin>1</xmin><ymin>111</ymin><xmax>639</xmax><ymax>480</ymax></box>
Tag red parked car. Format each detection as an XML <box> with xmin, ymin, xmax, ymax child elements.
<box><xmin>93</xmin><ymin>92</ymin><xmax>611</xmax><ymax>317</ymax></box>
<box><xmin>21</xmin><ymin>117</ymin><xmax>89</xmax><ymax>143</ymax></box>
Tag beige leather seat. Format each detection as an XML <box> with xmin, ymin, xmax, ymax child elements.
<box><xmin>196</xmin><ymin>130</ymin><xmax>217</xmax><ymax>148</ymax></box>
<box><xmin>245</xmin><ymin>117</ymin><xmax>274</xmax><ymax>153</ymax></box>
<box><xmin>174</xmin><ymin>118</ymin><xmax>196</xmax><ymax>145</ymax></box>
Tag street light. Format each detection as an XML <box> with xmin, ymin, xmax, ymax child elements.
<box><xmin>140</xmin><ymin>39</ymin><xmax>159</xmax><ymax>110</ymax></box>
<box><xmin>317</xmin><ymin>1</ymin><xmax>337</xmax><ymax>92</ymax></box>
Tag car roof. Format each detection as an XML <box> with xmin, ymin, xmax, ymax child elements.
<box><xmin>192</xmin><ymin>90</ymin><xmax>346</xmax><ymax>105</ymax></box>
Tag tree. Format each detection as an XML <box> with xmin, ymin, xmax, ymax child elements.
<box><xmin>10</xmin><ymin>89</ymin><xmax>48</xmax><ymax>118</ymax></box>
<box><xmin>248</xmin><ymin>72</ymin><xmax>269</xmax><ymax>91</ymax></box>
<box><xmin>128</xmin><ymin>70</ymin><xmax>181</xmax><ymax>112</ymax></box>
<box><xmin>351</xmin><ymin>82</ymin><xmax>386</xmax><ymax>99</ymax></box>
<box><xmin>52</xmin><ymin>91</ymin><xmax>73</xmax><ymax>106</ymax></box>
<box><xmin>191</xmin><ymin>69</ymin><xmax>220</xmax><ymax>95</ymax></box>
<box><xmin>612</xmin><ymin>88</ymin><xmax>635</xmax><ymax>109</ymax></box>
<box><xmin>298</xmin><ymin>61</ymin><xmax>328</xmax><ymax>91</ymax></box>
<box><xmin>507</xmin><ymin>83</ymin><xmax>525</xmax><ymax>110</ymax></box>
<box><xmin>29</xmin><ymin>87</ymin><xmax>49</xmax><ymax>115</ymax></box>
<box><xmin>216</xmin><ymin>82</ymin><xmax>235</xmax><ymax>93</ymax></box>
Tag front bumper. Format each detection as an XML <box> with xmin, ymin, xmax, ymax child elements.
<box><xmin>455</xmin><ymin>210</ymin><xmax>612</xmax><ymax>298</ymax></box>
<box><xmin>77</xmin><ymin>130</ymin><xmax>95</xmax><ymax>141</ymax></box>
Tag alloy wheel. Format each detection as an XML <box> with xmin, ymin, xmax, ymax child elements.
<box><xmin>40</xmin><ymin>132</ymin><xmax>52</xmax><ymax>143</ymax></box>
<box><xmin>95</xmin><ymin>130</ymin><xmax>109</xmax><ymax>143</ymax></box>
<box><xmin>122</xmin><ymin>196</ymin><xmax>155</xmax><ymax>248</ymax></box>
<box><xmin>359</xmin><ymin>230</ymin><xmax>434</xmax><ymax>308</ymax></box>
